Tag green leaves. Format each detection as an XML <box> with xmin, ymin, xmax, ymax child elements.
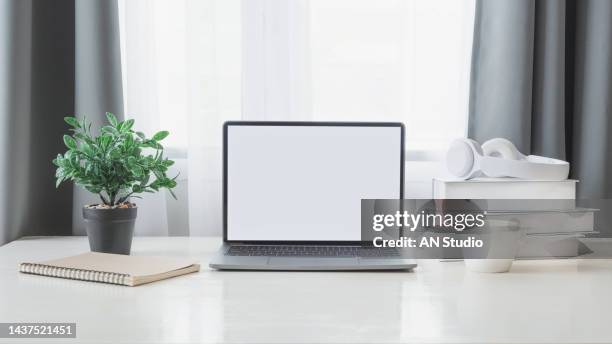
<box><xmin>101</xmin><ymin>125</ymin><xmax>120</xmax><ymax>136</ymax></box>
<box><xmin>119</xmin><ymin>119</ymin><xmax>134</xmax><ymax>132</ymax></box>
<box><xmin>64</xmin><ymin>116</ymin><xmax>80</xmax><ymax>128</ymax></box>
<box><xmin>54</xmin><ymin>114</ymin><xmax>178</xmax><ymax>206</ymax></box>
<box><xmin>153</xmin><ymin>131</ymin><xmax>169</xmax><ymax>141</ymax></box>
<box><xmin>79</xmin><ymin>142</ymin><xmax>94</xmax><ymax>157</ymax></box>
<box><xmin>63</xmin><ymin>135</ymin><xmax>77</xmax><ymax>149</ymax></box>
<box><xmin>106</xmin><ymin>112</ymin><xmax>118</xmax><ymax>127</ymax></box>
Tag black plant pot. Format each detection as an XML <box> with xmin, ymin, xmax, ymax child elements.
<box><xmin>83</xmin><ymin>206</ymin><xmax>137</xmax><ymax>255</ymax></box>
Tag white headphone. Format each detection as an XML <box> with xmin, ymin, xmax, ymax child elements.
<box><xmin>446</xmin><ymin>138</ymin><xmax>570</xmax><ymax>180</ymax></box>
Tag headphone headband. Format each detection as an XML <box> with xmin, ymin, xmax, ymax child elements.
<box><xmin>480</xmin><ymin>155</ymin><xmax>569</xmax><ymax>180</ymax></box>
<box><xmin>446</xmin><ymin>138</ymin><xmax>570</xmax><ymax>180</ymax></box>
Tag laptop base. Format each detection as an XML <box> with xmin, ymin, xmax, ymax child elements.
<box><xmin>209</xmin><ymin>245</ymin><xmax>417</xmax><ymax>271</ymax></box>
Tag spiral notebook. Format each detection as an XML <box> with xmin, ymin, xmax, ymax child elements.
<box><xmin>19</xmin><ymin>252</ymin><xmax>200</xmax><ymax>286</ymax></box>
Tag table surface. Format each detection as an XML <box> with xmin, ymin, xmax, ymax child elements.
<box><xmin>1</xmin><ymin>236</ymin><xmax>612</xmax><ymax>344</ymax></box>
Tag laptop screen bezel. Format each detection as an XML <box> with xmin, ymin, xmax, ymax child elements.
<box><xmin>223</xmin><ymin>121</ymin><xmax>405</xmax><ymax>245</ymax></box>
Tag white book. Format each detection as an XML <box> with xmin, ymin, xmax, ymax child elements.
<box><xmin>487</xmin><ymin>209</ymin><xmax>596</xmax><ymax>234</ymax></box>
<box><xmin>431</xmin><ymin>178</ymin><xmax>589</xmax><ymax>258</ymax></box>
<box><xmin>433</xmin><ymin>177</ymin><xmax>577</xmax><ymax>199</ymax></box>
<box><xmin>517</xmin><ymin>234</ymin><xmax>590</xmax><ymax>259</ymax></box>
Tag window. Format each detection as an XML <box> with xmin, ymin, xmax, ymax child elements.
<box><xmin>118</xmin><ymin>0</ymin><xmax>476</xmax><ymax>233</ymax></box>
<box><xmin>120</xmin><ymin>0</ymin><xmax>475</xmax><ymax>154</ymax></box>
<box><xmin>119</xmin><ymin>0</ymin><xmax>242</xmax><ymax>150</ymax></box>
<box><xmin>242</xmin><ymin>0</ymin><xmax>476</xmax><ymax>153</ymax></box>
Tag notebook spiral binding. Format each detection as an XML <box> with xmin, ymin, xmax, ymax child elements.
<box><xmin>19</xmin><ymin>263</ymin><xmax>130</xmax><ymax>286</ymax></box>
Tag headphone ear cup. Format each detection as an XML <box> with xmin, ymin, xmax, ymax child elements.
<box><xmin>446</xmin><ymin>139</ymin><xmax>482</xmax><ymax>179</ymax></box>
<box><xmin>467</xmin><ymin>138</ymin><xmax>484</xmax><ymax>156</ymax></box>
<box><xmin>482</xmin><ymin>138</ymin><xmax>521</xmax><ymax>160</ymax></box>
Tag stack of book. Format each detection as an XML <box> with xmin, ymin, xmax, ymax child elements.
<box><xmin>433</xmin><ymin>177</ymin><xmax>595</xmax><ymax>258</ymax></box>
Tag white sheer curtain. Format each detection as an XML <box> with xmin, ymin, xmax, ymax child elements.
<box><xmin>118</xmin><ymin>0</ymin><xmax>474</xmax><ymax>236</ymax></box>
<box><xmin>243</xmin><ymin>0</ymin><xmax>475</xmax><ymax>153</ymax></box>
<box><xmin>119</xmin><ymin>0</ymin><xmax>241</xmax><ymax>236</ymax></box>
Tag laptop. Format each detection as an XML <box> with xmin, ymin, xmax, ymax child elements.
<box><xmin>209</xmin><ymin>121</ymin><xmax>416</xmax><ymax>271</ymax></box>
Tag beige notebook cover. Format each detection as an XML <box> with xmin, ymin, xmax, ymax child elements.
<box><xmin>19</xmin><ymin>252</ymin><xmax>200</xmax><ymax>286</ymax></box>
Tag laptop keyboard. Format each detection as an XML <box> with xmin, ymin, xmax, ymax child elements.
<box><xmin>227</xmin><ymin>245</ymin><xmax>401</xmax><ymax>257</ymax></box>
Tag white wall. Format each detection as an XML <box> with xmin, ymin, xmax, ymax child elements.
<box><xmin>405</xmin><ymin>160</ymin><xmax>446</xmax><ymax>199</ymax></box>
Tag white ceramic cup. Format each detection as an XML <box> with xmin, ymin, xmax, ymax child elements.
<box><xmin>464</xmin><ymin>259</ymin><xmax>514</xmax><ymax>273</ymax></box>
<box><xmin>464</xmin><ymin>219</ymin><xmax>521</xmax><ymax>273</ymax></box>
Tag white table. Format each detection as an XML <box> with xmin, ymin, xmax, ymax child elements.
<box><xmin>1</xmin><ymin>236</ymin><xmax>611</xmax><ymax>343</ymax></box>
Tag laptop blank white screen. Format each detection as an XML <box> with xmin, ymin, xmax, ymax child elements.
<box><xmin>226</xmin><ymin>124</ymin><xmax>402</xmax><ymax>242</ymax></box>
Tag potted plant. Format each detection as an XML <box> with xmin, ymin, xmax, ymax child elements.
<box><xmin>53</xmin><ymin>113</ymin><xmax>177</xmax><ymax>255</ymax></box>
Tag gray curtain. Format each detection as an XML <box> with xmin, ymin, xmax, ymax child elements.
<box><xmin>469</xmin><ymin>0</ymin><xmax>612</xmax><ymax>199</ymax></box>
<box><xmin>0</xmin><ymin>0</ymin><xmax>123</xmax><ymax>245</ymax></box>
<box><xmin>73</xmin><ymin>0</ymin><xmax>124</xmax><ymax>235</ymax></box>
